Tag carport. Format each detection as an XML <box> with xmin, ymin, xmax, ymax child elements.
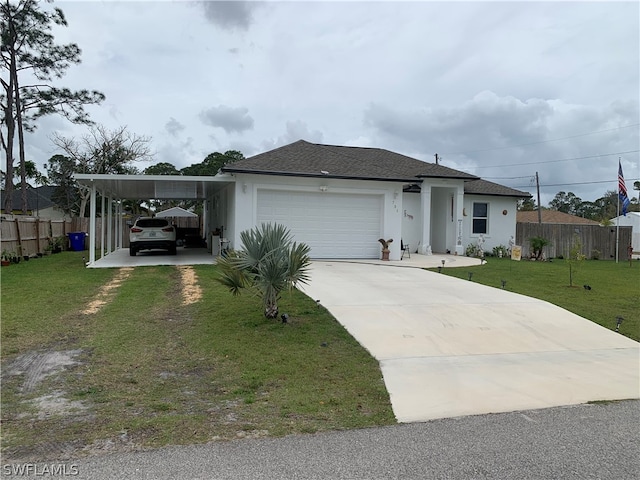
<box><xmin>74</xmin><ymin>173</ymin><xmax>235</xmax><ymax>267</ymax></box>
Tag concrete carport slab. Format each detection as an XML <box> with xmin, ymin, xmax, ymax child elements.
<box><xmin>302</xmin><ymin>261</ymin><xmax>639</xmax><ymax>423</ymax></box>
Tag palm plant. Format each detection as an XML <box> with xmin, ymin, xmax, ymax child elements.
<box><xmin>529</xmin><ymin>236</ymin><xmax>550</xmax><ymax>260</ymax></box>
<box><xmin>216</xmin><ymin>223</ymin><xmax>311</xmax><ymax>318</ymax></box>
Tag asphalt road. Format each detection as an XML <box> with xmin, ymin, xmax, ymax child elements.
<box><xmin>6</xmin><ymin>400</ymin><xmax>637</xmax><ymax>480</ymax></box>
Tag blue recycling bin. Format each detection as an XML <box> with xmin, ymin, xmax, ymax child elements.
<box><xmin>68</xmin><ymin>232</ymin><xmax>86</xmax><ymax>251</ymax></box>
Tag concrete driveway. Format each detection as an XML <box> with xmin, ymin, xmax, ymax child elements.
<box><xmin>301</xmin><ymin>260</ymin><xmax>639</xmax><ymax>423</ymax></box>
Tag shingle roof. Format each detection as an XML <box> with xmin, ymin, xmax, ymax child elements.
<box><xmin>222</xmin><ymin>140</ymin><xmax>479</xmax><ymax>182</ymax></box>
<box><xmin>517</xmin><ymin>210</ymin><xmax>601</xmax><ymax>225</ymax></box>
<box><xmin>464</xmin><ymin>179</ymin><xmax>531</xmax><ymax>198</ymax></box>
<box><xmin>0</xmin><ymin>185</ymin><xmax>56</xmax><ymax>211</ymax></box>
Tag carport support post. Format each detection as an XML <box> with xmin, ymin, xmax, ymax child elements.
<box><xmin>100</xmin><ymin>194</ymin><xmax>105</xmax><ymax>258</ymax></box>
<box><xmin>115</xmin><ymin>201</ymin><xmax>122</xmax><ymax>249</ymax></box>
<box><xmin>107</xmin><ymin>195</ymin><xmax>113</xmax><ymax>254</ymax></box>
<box><xmin>88</xmin><ymin>182</ymin><xmax>97</xmax><ymax>265</ymax></box>
<box><xmin>420</xmin><ymin>184</ymin><xmax>432</xmax><ymax>255</ymax></box>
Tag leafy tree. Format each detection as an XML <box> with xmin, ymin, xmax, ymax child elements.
<box><xmin>1</xmin><ymin>0</ymin><xmax>104</xmax><ymax>214</ymax></box>
<box><xmin>181</xmin><ymin>150</ymin><xmax>243</xmax><ymax>176</ymax></box>
<box><xmin>143</xmin><ymin>162</ymin><xmax>180</xmax><ymax>176</ymax></box>
<box><xmin>593</xmin><ymin>190</ymin><xmax>619</xmax><ymax>220</ymax></box>
<box><xmin>517</xmin><ymin>197</ymin><xmax>537</xmax><ymax>211</ymax></box>
<box><xmin>217</xmin><ymin>223</ymin><xmax>311</xmax><ymax>319</ymax></box>
<box><xmin>548</xmin><ymin>191</ymin><xmax>582</xmax><ymax>215</ymax></box>
<box><xmin>51</xmin><ymin>125</ymin><xmax>151</xmax><ymax>216</ymax></box>
<box><xmin>45</xmin><ymin>153</ymin><xmax>77</xmax><ymax>214</ymax></box>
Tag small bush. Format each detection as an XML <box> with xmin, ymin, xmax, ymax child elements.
<box><xmin>465</xmin><ymin>243</ymin><xmax>483</xmax><ymax>258</ymax></box>
<box><xmin>529</xmin><ymin>236</ymin><xmax>551</xmax><ymax>261</ymax></box>
<box><xmin>591</xmin><ymin>249</ymin><xmax>601</xmax><ymax>260</ymax></box>
<box><xmin>493</xmin><ymin>245</ymin><xmax>508</xmax><ymax>258</ymax></box>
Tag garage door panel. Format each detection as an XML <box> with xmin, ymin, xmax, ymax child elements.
<box><xmin>257</xmin><ymin>190</ymin><xmax>383</xmax><ymax>259</ymax></box>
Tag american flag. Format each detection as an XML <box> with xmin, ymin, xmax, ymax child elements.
<box><xmin>618</xmin><ymin>161</ymin><xmax>630</xmax><ymax>216</ymax></box>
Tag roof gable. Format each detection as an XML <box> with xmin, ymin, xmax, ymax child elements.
<box><xmin>1</xmin><ymin>185</ymin><xmax>57</xmax><ymax>211</ymax></box>
<box><xmin>222</xmin><ymin>140</ymin><xmax>479</xmax><ymax>182</ymax></box>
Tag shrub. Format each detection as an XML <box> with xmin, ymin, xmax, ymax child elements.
<box><xmin>217</xmin><ymin>223</ymin><xmax>311</xmax><ymax>318</ymax></box>
<box><xmin>529</xmin><ymin>236</ymin><xmax>550</xmax><ymax>260</ymax></box>
<box><xmin>465</xmin><ymin>243</ymin><xmax>483</xmax><ymax>258</ymax></box>
<box><xmin>493</xmin><ymin>245</ymin><xmax>508</xmax><ymax>258</ymax></box>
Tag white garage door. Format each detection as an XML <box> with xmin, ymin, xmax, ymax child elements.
<box><xmin>256</xmin><ymin>190</ymin><xmax>383</xmax><ymax>259</ymax></box>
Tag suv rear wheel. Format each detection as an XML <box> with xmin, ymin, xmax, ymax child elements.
<box><xmin>129</xmin><ymin>244</ymin><xmax>137</xmax><ymax>256</ymax></box>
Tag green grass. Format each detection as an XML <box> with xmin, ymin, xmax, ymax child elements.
<box><xmin>0</xmin><ymin>252</ymin><xmax>394</xmax><ymax>461</ymax></box>
<box><xmin>430</xmin><ymin>257</ymin><xmax>640</xmax><ymax>342</ymax></box>
<box><xmin>3</xmin><ymin>252</ymin><xmax>637</xmax><ymax>461</ymax></box>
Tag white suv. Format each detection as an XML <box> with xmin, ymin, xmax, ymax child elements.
<box><xmin>129</xmin><ymin>217</ymin><xmax>177</xmax><ymax>256</ymax></box>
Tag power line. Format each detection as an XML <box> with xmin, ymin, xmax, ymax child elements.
<box><xmin>472</xmin><ymin>150</ymin><xmax>639</xmax><ymax>169</ymax></box>
<box><xmin>441</xmin><ymin>123</ymin><xmax>640</xmax><ymax>156</ymax></box>
<box><xmin>510</xmin><ymin>178</ymin><xmax>640</xmax><ymax>189</ymax></box>
<box><xmin>483</xmin><ymin>175</ymin><xmax>535</xmax><ymax>180</ymax></box>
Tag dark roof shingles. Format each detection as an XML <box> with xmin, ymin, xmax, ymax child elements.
<box><xmin>223</xmin><ymin>140</ymin><xmax>478</xmax><ymax>181</ymax></box>
<box><xmin>223</xmin><ymin>140</ymin><xmax>530</xmax><ymax>198</ymax></box>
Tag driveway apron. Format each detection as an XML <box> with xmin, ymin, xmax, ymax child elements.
<box><xmin>302</xmin><ymin>262</ymin><xmax>640</xmax><ymax>423</ymax></box>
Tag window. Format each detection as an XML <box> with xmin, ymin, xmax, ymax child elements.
<box><xmin>472</xmin><ymin>202</ymin><xmax>488</xmax><ymax>234</ymax></box>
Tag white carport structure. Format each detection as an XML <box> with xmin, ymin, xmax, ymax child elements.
<box><xmin>74</xmin><ymin>174</ymin><xmax>234</xmax><ymax>266</ymax></box>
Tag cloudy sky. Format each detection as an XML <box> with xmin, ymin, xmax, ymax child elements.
<box><xmin>20</xmin><ymin>0</ymin><xmax>640</xmax><ymax>206</ymax></box>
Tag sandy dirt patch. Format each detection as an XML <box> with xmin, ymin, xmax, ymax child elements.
<box><xmin>28</xmin><ymin>391</ymin><xmax>90</xmax><ymax>420</ymax></box>
<box><xmin>82</xmin><ymin>267</ymin><xmax>133</xmax><ymax>315</ymax></box>
<box><xmin>178</xmin><ymin>265</ymin><xmax>202</xmax><ymax>305</ymax></box>
<box><xmin>4</xmin><ymin>350</ymin><xmax>83</xmax><ymax>393</ymax></box>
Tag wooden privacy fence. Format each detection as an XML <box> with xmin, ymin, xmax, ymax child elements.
<box><xmin>0</xmin><ymin>216</ymin><xmax>72</xmax><ymax>257</ymax></box>
<box><xmin>516</xmin><ymin>223</ymin><xmax>633</xmax><ymax>260</ymax></box>
<box><xmin>1</xmin><ymin>215</ymin><xmax>204</xmax><ymax>256</ymax></box>
<box><xmin>1</xmin><ymin>216</ymin><xmax>128</xmax><ymax>255</ymax></box>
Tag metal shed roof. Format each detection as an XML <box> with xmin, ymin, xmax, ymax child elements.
<box><xmin>73</xmin><ymin>174</ymin><xmax>234</xmax><ymax>200</ymax></box>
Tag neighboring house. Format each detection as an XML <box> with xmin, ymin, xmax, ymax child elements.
<box><xmin>516</xmin><ymin>210</ymin><xmax>602</xmax><ymax>225</ymax></box>
<box><xmin>75</xmin><ymin>140</ymin><xmax>531</xmax><ymax>264</ymax></box>
<box><xmin>0</xmin><ymin>185</ymin><xmax>69</xmax><ymax>220</ymax></box>
<box><xmin>610</xmin><ymin>212</ymin><xmax>640</xmax><ymax>254</ymax></box>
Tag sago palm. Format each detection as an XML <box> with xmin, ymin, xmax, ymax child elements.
<box><xmin>217</xmin><ymin>223</ymin><xmax>311</xmax><ymax>318</ymax></box>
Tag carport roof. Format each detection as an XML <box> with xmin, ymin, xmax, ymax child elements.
<box><xmin>74</xmin><ymin>174</ymin><xmax>234</xmax><ymax>200</ymax></box>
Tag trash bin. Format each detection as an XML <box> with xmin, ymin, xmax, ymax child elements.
<box><xmin>68</xmin><ymin>232</ymin><xmax>86</xmax><ymax>251</ymax></box>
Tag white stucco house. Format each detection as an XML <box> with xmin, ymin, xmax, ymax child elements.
<box><xmin>610</xmin><ymin>212</ymin><xmax>640</xmax><ymax>254</ymax></box>
<box><xmin>75</xmin><ymin>140</ymin><xmax>531</xmax><ymax>265</ymax></box>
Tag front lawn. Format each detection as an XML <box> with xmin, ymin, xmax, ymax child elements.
<box><xmin>0</xmin><ymin>252</ymin><xmax>395</xmax><ymax>461</ymax></box>
<box><xmin>430</xmin><ymin>257</ymin><xmax>639</xmax><ymax>342</ymax></box>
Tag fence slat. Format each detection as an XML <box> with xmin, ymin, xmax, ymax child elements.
<box><xmin>516</xmin><ymin>223</ymin><xmax>632</xmax><ymax>260</ymax></box>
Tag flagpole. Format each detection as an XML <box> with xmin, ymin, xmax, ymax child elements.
<box><xmin>616</xmin><ymin>157</ymin><xmax>621</xmax><ymax>264</ymax></box>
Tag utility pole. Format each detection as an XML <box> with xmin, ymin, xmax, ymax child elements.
<box><xmin>434</xmin><ymin>153</ymin><xmax>439</xmax><ymax>165</ymax></box>
<box><xmin>536</xmin><ymin>171</ymin><xmax>542</xmax><ymax>224</ymax></box>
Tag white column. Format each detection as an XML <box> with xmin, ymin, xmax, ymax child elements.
<box><xmin>455</xmin><ymin>187</ymin><xmax>465</xmax><ymax>255</ymax></box>
<box><xmin>202</xmin><ymin>199</ymin><xmax>209</xmax><ymax>247</ymax></box>
<box><xmin>88</xmin><ymin>183</ymin><xmax>97</xmax><ymax>265</ymax></box>
<box><xmin>100</xmin><ymin>195</ymin><xmax>105</xmax><ymax>258</ymax></box>
<box><xmin>115</xmin><ymin>201</ymin><xmax>122</xmax><ymax>249</ymax></box>
<box><xmin>107</xmin><ymin>196</ymin><xmax>113</xmax><ymax>254</ymax></box>
<box><xmin>420</xmin><ymin>184</ymin><xmax>432</xmax><ymax>254</ymax></box>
